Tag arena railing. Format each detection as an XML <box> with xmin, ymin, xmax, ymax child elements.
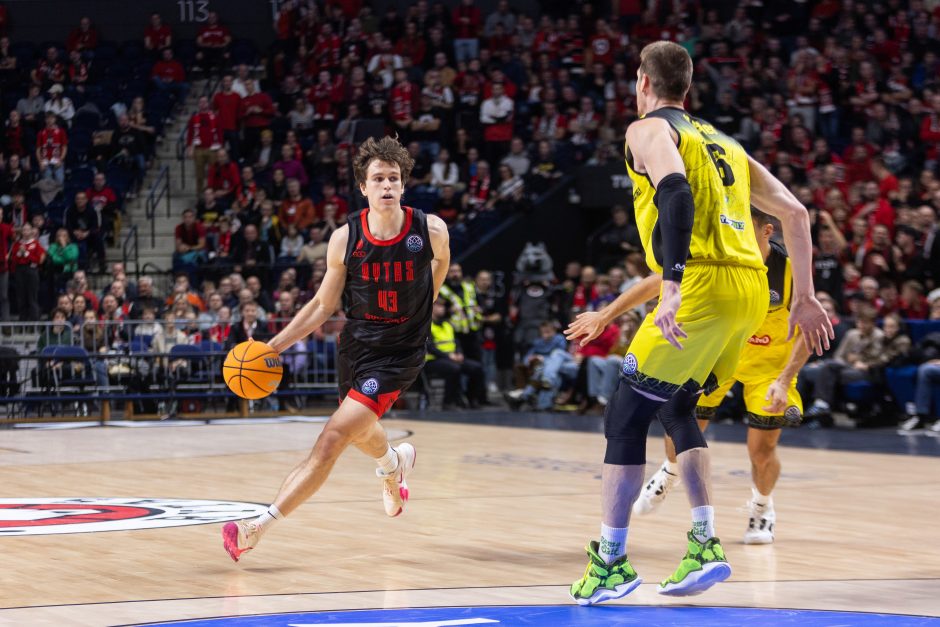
<box><xmin>145</xmin><ymin>165</ymin><xmax>171</xmax><ymax>247</ymax></box>
<box><xmin>122</xmin><ymin>224</ymin><xmax>140</xmax><ymax>281</ymax></box>
<box><xmin>0</xmin><ymin>318</ymin><xmax>344</xmax><ymax>423</ymax></box>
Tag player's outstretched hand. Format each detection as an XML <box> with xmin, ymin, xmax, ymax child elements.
<box><xmin>762</xmin><ymin>378</ymin><xmax>790</xmax><ymax>415</ymax></box>
<box><xmin>654</xmin><ymin>280</ymin><xmax>687</xmax><ymax>350</ymax></box>
<box><xmin>788</xmin><ymin>295</ymin><xmax>834</xmax><ymax>356</ymax></box>
<box><xmin>565</xmin><ymin>311</ymin><xmax>607</xmax><ymax>347</ymax></box>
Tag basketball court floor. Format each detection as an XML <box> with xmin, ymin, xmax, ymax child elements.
<box><xmin>2</xmin><ymin>410</ymin><xmax>939</xmax><ymax>626</ymax></box>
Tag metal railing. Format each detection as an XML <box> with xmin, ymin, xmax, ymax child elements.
<box><xmin>145</xmin><ymin>165</ymin><xmax>171</xmax><ymax>247</ymax></box>
<box><xmin>122</xmin><ymin>225</ymin><xmax>140</xmax><ymax>280</ymax></box>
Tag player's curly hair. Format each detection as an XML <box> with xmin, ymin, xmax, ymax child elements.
<box><xmin>353</xmin><ymin>136</ymin><xmax>414</xmax><ymax>188</ymax></box>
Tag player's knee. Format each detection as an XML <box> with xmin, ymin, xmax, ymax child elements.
<box><xmin>748</xmin><ymin>436</ymin><xmax>777</xmax><ymax>465</ymax></box>
<box><xmin>659</xmin><ymin>383</ymin><xmax>707</xmax><ymax>455</ymax></box>
<box><xmin>603</xmin><ymin>381</ymin><xmax>664</xmax><ymax>465</ymax></box>
<box><xmin>314</xmin><ymin>427</ymin><xmax>351</xmax><ymax>461</ymax></box>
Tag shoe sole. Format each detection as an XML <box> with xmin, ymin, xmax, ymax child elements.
<box><xmin>572</xmin><ymin>577</ymin><xmax>643</xmax><ymax>606</ymax></box>
<box><xmin>658</xmin><ymin>562</ymin><xmax>731</xmax><ymax>596</ymax></box>
<box><xmin>221</xmin><ymin>522</ymin><xmax>248</xmax><ymax>563</ymax></box>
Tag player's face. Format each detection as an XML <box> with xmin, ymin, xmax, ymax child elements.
<box><xmin>361</xmin><ymin>160</ymin><xmax>403</xmax><ymax>211</ymax></box>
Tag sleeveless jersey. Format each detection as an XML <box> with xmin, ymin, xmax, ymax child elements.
<box><xmin>737</xmin><ymin>240</ymin><xmax>794</xmax><ymax>372</ymax></box>
<box><xmin>343</xmin><ymin>206</ymin><xmax>434</xmax><ymax>350</ymax></box>
<box><xmin>625</xmin><ymin>106</ymin><xmax>765</xmax><ymax>274</ymax></box>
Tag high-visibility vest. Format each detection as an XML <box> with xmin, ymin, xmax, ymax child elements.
<box><xmin>440</xmin><ymin>280</ymin><xmax>480</xmax><ymax>333</ymax></box>
<box><xmin>427</xmin><ymin>320</ymin><xmax>457</xmax><ymax>361</ymax></box>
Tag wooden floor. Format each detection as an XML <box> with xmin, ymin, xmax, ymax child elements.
<box><xmin>2</xmin><ymin>416</ymin><xmax>938</xmax><ymax>626</ymax></box>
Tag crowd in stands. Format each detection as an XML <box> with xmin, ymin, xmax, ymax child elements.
<box><xmin>3</xmin><ymin>1</ymin><xmax>940</xmax><ymax>429</ymax></box>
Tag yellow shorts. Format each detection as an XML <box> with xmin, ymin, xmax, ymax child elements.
<box><xmin>621</xmin><ymin>263</ymin><xmax>767</xmax><ymax>399</ymax></box>
<box><xmin>697</xmin><ymin>372</ymin><xmax>803</xmax><ymax>428</ymax></box>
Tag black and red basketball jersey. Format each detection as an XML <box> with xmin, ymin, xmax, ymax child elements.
<box><xmin>343</xmin><ymin>206</ymin><xmax>434</xmax><ymax>350</ymax></box>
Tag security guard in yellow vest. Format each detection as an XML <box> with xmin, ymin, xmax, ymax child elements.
<box><xmin>425</xmin><ymin>298</ymin><xmax>487</xmax><ymax>409</ymax></box>
<box><xmin>439</xmin><ymin>263</ymin><xmax>483</xmax><ymax>360</ymax></box>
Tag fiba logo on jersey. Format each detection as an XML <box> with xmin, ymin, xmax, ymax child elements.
<box><xmin>622</xmin><ymin>353</ymin><xmax>638</xmax><ymax>376</ymax></box>
<box><xmin>406</xmin><ymin>235</ymin><xmax>424</xmax><ymax>253</ymax></box>
<box><xmin>362</xmin><ymin>378</ymin><xmax>379</xmax><ymax>395</ymax></box>
<box><xmin>769</xmin><ymin>289</ymin><xmax>782</xmax><ymax>305</ymax></box>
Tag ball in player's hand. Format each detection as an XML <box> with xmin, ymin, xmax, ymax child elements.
<box><xmin>223</xmin><ymin>340</ymin><xmax>283</xmax><ymax>400</ymax></box>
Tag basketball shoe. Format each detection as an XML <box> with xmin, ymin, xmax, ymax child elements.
<box><xmin>658</xmin><ymin>532</ymin><xmax>731</xmax><ymax>596</ymax></box>
<box><xmin>569</xmin><ymin>540</ymin><xmax>642</xmax><ymax>606</ymax></box>
<box><xmin>633</xmin><ymin>462</ymin><xmax>681</xmax><ymax>515</ymax></box>
<box><xmin>222</xmin><ymin>520</ymin><xmax>261</xmax><ymax>562</ymax></box>
<box><xmin>743</xmin><ymin>499</ymin><xmax>775</xmax><ymax>545</ymax></box>
<box><xmin>377</xmin><ymin>443</ymin><xmax>416</xmax><ymax>517</ymax></box>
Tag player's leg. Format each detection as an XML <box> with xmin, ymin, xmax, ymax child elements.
<box><xmin>740</xmin><ymin>376</ymin><xmax>800</xmax><ymax>544</ymax></box>
<box><xmin>634</xmin><ymin>380</ymin><xmax>729</xmax><ymax>516</ymax></box>
<box><xmin>221</xmin><ymin>397</ymin><xmax>382</xmax><ymax>562</ymax></box>
<box><xmin>570</xmin><ymin>378</ymin><xmax>664</xmax><ymax>605</ymax></box>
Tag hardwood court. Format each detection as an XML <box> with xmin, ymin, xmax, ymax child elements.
<box><xmin>1</xmin><ymin>416</ymin><xmax>938</xmax><ymax>625</ymax></box>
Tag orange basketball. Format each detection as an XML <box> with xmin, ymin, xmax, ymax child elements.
<box><xmin>223</xmin><ymin>341</ymin><xmax>283</xmax><ymax>400</ymax></box>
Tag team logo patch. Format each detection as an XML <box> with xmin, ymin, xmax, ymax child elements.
<box><xmin>769</xmin><ymin>289</ymin><xmax>782</xmax><ymax>305</ymax></box>
<box><xmin>622</xmin><ymin>353</ymin><xmax>638</xmax><ymax>376</ymax></box>
<box><xmin>0</xmin><ymin>498</ymin><xmax>267</xmax><ymax>536</ymax></box>
<box><xmin>406</xmin><ymin>234</ymin><xmax>424</xmax><ymax>253</ymax></box>
<box><xmin>784</xmin><ymin>405</ymin><xmax>803</xmax><ymax>425</ymax></box>
<box><xmin>361</xmin><ymin>378</ymin><xmax>379</xmax><ymax>395</ymax></box>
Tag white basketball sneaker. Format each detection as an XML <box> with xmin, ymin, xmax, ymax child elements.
<box><xmin>633</xmin><ymin>462</ymin><xmax>681</xmax><ymax>516</ymax></box>
<box><xmin>743</xmin><ymin>499</ymin><xmax>776</xmax><ymax>544</ymax></box>
<box><xmin>377</xmin><ymin>443</ymin><xmax>416</xmax><ymax>517</ymax></box>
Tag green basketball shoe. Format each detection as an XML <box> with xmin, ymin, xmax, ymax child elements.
<box><xmin>658</xmin><ymin>531</ymin><xmax>732</xmax><ymax>596</ymax></box>
<box><xmin>569</xmin><ymin>540</ymin><xmax>642</xmax><ymax>606</ymax></box>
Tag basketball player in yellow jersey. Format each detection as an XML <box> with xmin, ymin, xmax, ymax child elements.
<box><xmin>567</xmin><ymin>209</ymin><xmax>811</xmax><ymax>547</ymax></box>
<box><xmin>569</xmin><ymin>41</ymin><xmax>832</xmax><ymax>605</ymax></box>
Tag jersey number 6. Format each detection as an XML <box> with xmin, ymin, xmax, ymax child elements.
<box><xmin>706</xmin><ymin>143</ymin><xmax>735</xmax><ymax>186</ymax></box>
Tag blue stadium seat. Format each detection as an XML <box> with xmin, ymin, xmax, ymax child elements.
<box><xmin>906</xmin><ymin>320</ymin><xmax>940</xmax><ymax>343</ymax></box>
<box><xmin>69</xmin><ymin>166</ymin><xmax>95</xmax><ymax>189</ymax></box>
<box><xmin>885</xmin><ymin>366</ymin><xmax>918</xmax><ymax>408</ymax></box>
<box><xmin>120</xmin><ymin>40</ymin><xmax>144</xmax><ymax>62</ymax></box>
<box><xmin>842</xmin><ymin>380</ymin><xmax>877</xmax><ymax>404</ymax></box>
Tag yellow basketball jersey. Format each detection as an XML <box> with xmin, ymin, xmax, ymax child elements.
<box><xmin>737</xmin><ymin>241</ymin><xmax>794</xmax><ymax>373</ymax></box>
<box><xmin>625</xmin><ymin>106</ymin><xmax>764</xmax><ymax>274</ymax></box>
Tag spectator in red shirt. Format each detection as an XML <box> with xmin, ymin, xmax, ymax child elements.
<box><xmin>390</xmin><ymin>68</ymin><xmax>416</xmax><ymax>132</ymax></box>
<box><xmin>36</xmin><ymin>112</ymin><xmax>67</xmax><ymax>185</ymax></box>
<box><xmin>185</xmin><ymin>96</ymin><xmax>223</xmax><ymax>196</ymax></box>
<box><xmin>31</xmin><ymin>46</ymin><xmax>65</xmax><ymax>88</ymax></box>
<box><xmin>479</xmin><ymin>82</ymin><xmax>514</xmax><ymax>164</ymax></box>
<box><xmin>66</xmin><ymin>17</ymin><xmax>99</xmax><ymax>53</ymax></box>
<box><xmin>173</xmin><ymin>208</ymin><xmax>208</xmax><ymax>279</ymax></box>
<box><xmin>853</xmin><ymin>181</ymin><xmax>895</xmax><ymax>232</ymax></box>
<box><xmin>195</xmin><ymin>11</ymin><xmax>232</xmax><ymax>75</ymax></box>
<box><xmin>86</xmin><ymin>172</ymin><xmax>119</xmax><ymax>245</ymax></box>
<box><xmin>395</xmin><ymin>21</ymin><xmax>426</xmax><ymax>67</ymax></box>
<box><xmin>921</xmin><ymin>94</ymin><xmax>940</xmax><ymax>167</ymax></box>
<box><xmin>279</xmin><ymin>178</ymin><xmax>317</xmax><ymax>231</ymax></box>
<box><xmin>144</xmin><ymin>12</ymin><xmax>173</xmax><ymax>56</ymax></box>
<box><xmin>67</xmin><ymin>50</ymin><xmax>89</xmax><ymax>93</ymax></box>
<box><xmin>212</xmin><ymin>75</ymin><xmax>242</xmax><ymax>158</ymax></box>
<box><xmin>151</xmin><ymin>47</ymin><xmax>189</xmax><ymax>104</ymax></box>
<box><xmin>239</xmin><ymin>80</ymin><xmax>275</xmax><ymax>160</ymax></box>
<box><xmin>11</xmin><ymin>223</ymin><xmax>45</xmax><ymax>322</ymax></box>
<box><xmin>451</xmin><ymin>0</ymin><xmax>481</xmax><ymax>62</ymax></box>
<box><xmin>206</xmin><ymin>148</ymin><xmax>241</xmax><ymax>210</ymax></box>
<box><xmin>313</xmin><ymin>22</ymin><xmax>342</xmax><ymax>71</ymax></box>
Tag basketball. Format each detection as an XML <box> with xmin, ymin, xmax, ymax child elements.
<box><xmin>223</xmin><ymin>341</ymin><xmax>283</xmax><ymax>400</ymax></box>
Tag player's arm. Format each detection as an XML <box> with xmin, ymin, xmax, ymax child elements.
<box><xmin>626</xmin><ymin>118</ymin><xmax>692</xmax><ymax>349</ymax></box>
<box><xmin>762</xmin><ymin>331</ymin><xmax>811</xmax><ymax>415</ymax></box>
<box><xmin>565</xmin><ymin>274</ymin><xmax>662</xmax><ymax>346</ymax></box>
<box><xmin>267</xmin><ymin>226</ymin><xmax>348</xmax><ymax>354</ymax></box>
<box><xmin>747</xmin><ymin>155</ymin><xmax>834</xmax><ymax>354</ymax></box>
<box><xmin>428</xmin><ymin>214</ymin><xmax>450</xmax><ymax>300</ymax></box>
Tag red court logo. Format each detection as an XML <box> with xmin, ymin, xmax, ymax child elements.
<box><xmin>0</xmin><ymin>498</ymin><xmax>268</xmax><ymax>536</ymax></box>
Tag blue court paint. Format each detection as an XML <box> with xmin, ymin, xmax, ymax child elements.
<box><xmin>143</xmin><ymin>605</ymin><xmax>940</xmax><ymax>626</ymax></box>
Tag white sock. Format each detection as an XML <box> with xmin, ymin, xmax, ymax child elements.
<box><xmin>691</xmin><ymin>505</ymin><xmax>715</xmax><ymax>542</ymax></box>
<box><xmin>664</xmin><ymin>460</ymin><xmax>679</xmax><ymax>475</ymax></box>
<box><xmin>375</xmin><ymin>444</ymin><xmax>399</xmax><ymax>475</ymax></box>
<box><xmin>751</xmin><ymin>487</ymin><xmax>771</xmax><ymax>507</ymax></box>
<box><xmin>599</xmin><ymin>523</ymin><xmax>628</xmax><ymax>564</ymax></box>
<box><xmin>254</xmin><ymin>504</ymin><xmax>283</xmax><ymax>534</ymax></box>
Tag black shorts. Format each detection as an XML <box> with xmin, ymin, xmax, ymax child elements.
<box><xmin>338</xmin><ymin>336</ymin><xmax>426</xmax><ymax>418</ymax></box>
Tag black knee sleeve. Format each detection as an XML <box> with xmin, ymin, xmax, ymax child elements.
<box><xmin>604</xmin><ymin>380</ymin><xmax>665</xmax><ymax>465</ymax></box>
<box><xmin>659</xmin><ymin>382</ymin><xmax>708</xmax><ymax>455</ymax></box>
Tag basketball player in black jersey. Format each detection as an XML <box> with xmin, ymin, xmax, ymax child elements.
<box><xmin>222</xmin><ymin>136</ymin><xmax>450</xmax><ymax>561</ymax></box>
